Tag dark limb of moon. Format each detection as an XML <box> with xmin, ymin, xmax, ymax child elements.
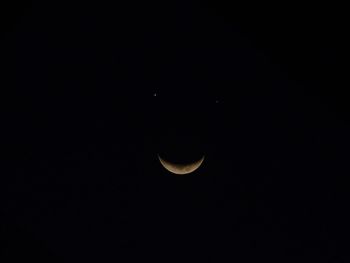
<box><xmin>158</xmin><ymin>155</ymin><xmax>205</xmax><ymax>175</ymax></box>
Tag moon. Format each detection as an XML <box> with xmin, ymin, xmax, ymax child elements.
<box><xmin>158</xmin><ymin>155</ymin><xmax>205</xmax><ymax>175</ymax></box>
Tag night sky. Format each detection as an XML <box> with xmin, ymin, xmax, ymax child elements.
<box><xmin>2</xmin><ymin>1</ymin><xmax>349</xmax><ymax>262</ymax></box>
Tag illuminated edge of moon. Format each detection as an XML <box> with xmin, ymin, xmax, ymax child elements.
<box><xmin>158</xmin><ymin>154</ymin><xmax>205</xmax><ymax>175</ymax></box>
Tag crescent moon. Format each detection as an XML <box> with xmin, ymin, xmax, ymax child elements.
<box><xmin>158</xmin><ymin>155</ymin><xmax>205</xmax><ymax>175</ymax></box>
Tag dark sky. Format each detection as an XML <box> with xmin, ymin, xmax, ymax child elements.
<box><xmin>2</xmin><ymin>1</ymin><xmax>349</xmax><ymax>262</ymax></box>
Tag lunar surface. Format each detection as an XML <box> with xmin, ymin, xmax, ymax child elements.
<box><xmin>158</xmin><ymin>155</ymin><xmax>205</xmax><ymax>175</ymax></box>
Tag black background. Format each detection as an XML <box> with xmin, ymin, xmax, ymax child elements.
<box><xmin>2</xmin><ymin>1</ymin><xmax>349</xmax><ymax>262</ymax></box>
